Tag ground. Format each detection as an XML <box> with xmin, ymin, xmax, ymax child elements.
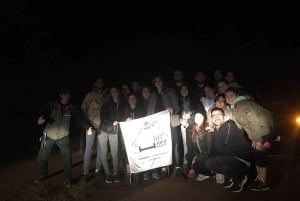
<box><xmin>1</xmin><ymin>138</ymin><xmax>300</xmax><ymax>201</ymax></box>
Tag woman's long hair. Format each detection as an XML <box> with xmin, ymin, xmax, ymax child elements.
<box><xmin>191</xmin><ymin>120</ymin><xmax>206</xmax><ymax>143</ymax></box>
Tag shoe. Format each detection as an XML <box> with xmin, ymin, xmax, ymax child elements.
<box><xmin>216</xmin><ymin>173</ymin><xmax>225</xmax><ymax>184</ymax></box>
<box><xmin>34</xmin><ymin>177</ymin><xmax>46</xmax><ymax>184</ymax></box>
<box><xmin>175</xmin><ymin>167</ymin><xmax>183</xmax><ymax>178</ymax></box>
<box><xmin>248</xmin><ymin>177</ymin><xmax>259</xmax><ymax>188</ymax></box>
<box><xmin>183</xmin><ymin>163</ymin><xmax>189</xmax><ymax>174</ymax></box>
<box><xmin>95</xmin><ymin>168</ymin><xmax>103</xmax><ymax>174</ymax></box>
<box><xmin>64</xmin><ymin>180</ymin><xmax>72</xmax><ymax>188</ymax></box>
<box><xmin>160</xmin><ymin>170</ymin><xmax>168</xmax><ymax>179</ymax></box>
<box><xmin>152</xmin><ymin>170</ymin><xmax>161</xmax><ymax>180</ymax></box>
<box><xmin>95</xmin><ymin>168</ymin><xmax>105</xmax><ymax>178</ymax></box>
<box><xmin>249</xmin><ymin>178</ymin><xmax>270</xmax><ymax>191</ymax></box>
<box><xmin>223</xmin><ymin>177</ymin><xmax>234</xmax><ymax>188</ymax></box>
<box><xmin>143</xmin><ymin>171</ymin><xmax>151</xmax><ymax>181</ymax></box>
<box><xmin>133</xmin><ymin>174</ymin><xmax>141</xmax><ymax>185</ymax></box>
<box><xmin>196</xmin><ymin>174</ymin><xmax>210</xmax><ymax>181</ymax></box>
<box><xmin>106</xmin><ymin>175</ymin><xmax>113</xmax><ymax>184</ymax></box>
<box><xmin>230</xmin><ymin>175</ymin><xmax>247</xmax><ymax>193</ymax></box>
<box><xmin>81</xmin><ymin>174</ymin><xmax>89</xmax><ymax>183</ymax></box>
<box><xmin>113</xmin><ymin>174</ymin><xmax>120</xmax><ymax>183</ymax></box>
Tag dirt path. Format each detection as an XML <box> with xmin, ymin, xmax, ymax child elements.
<box><xmin>1</xmin><ymin>151</ymin><xmax>300</xmax><ymax>201</ymax></box>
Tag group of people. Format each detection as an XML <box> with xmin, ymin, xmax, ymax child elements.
<box><xmin>33</xmin><ymin>68</ymin><xmax>278</xmax><ymax>193</ymax></box>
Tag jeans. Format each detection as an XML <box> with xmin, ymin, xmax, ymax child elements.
<box><xmin>99</xmin><ymin>130</ymin><xmax>119</xmax><ymax>176</ymax></box>
<box><xmin>83</xmin><ymin>129</ymin><xmax>102</xmax><ymax>175</ymax></box>
<box><xmin>37</xmin><ymin>136</ymin><xmax>72</xmax><ymax>182</ymax></box>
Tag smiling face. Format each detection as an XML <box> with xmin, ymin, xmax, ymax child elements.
<box><xmin>195</xmin><ymin>113</ymin><xmax>204</xmax><ymax>125</ymax></box>
<box><xmin>211</xmin><ymin>109</ymin><xmax>224</xmax><ymax>128</ymax></box>
<box><xmin>225</xmin><ymin>90</ymin><xmax>238</xmax><ymax>105</ymax></box>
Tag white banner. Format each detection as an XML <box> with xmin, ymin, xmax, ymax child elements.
<box><xmin>119</xmin><ymin>110</ymin><xmax>172</xmax><ymax>173</ymax></box>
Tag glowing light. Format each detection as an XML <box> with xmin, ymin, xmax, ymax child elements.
<box><xmin>296</xmin><ymin>116</ymin><xmax>300</xmax><ymax>126</ymax></box>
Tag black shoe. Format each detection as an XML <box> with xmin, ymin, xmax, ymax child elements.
<box><xmin>152</xmin><ymin>170</ymin><xmax>161</xmax><ymax>180</ymax></box>
<box><xmin>95</xmin><ymin>169</ymin><xmax>105</xmax><ymax>179</ymax></box>
<box><xmin>113</xmin><ymin>174</ymin><xmax>120</xmax><ymax>183</ymax></box>
<box><xmin>34</xmin><ymin>176</ymin><xmax>47</xmax><ymax>184</ymax></box>
<box><xmin>230</xmin><ymin>175</ymin><xmax>247</xmax><ymax>193</ymax></box>
<box><xmin>160</xmin><ymin>170</ymin><xmax>168</xmax><ymax>179</ymax></box>
<box><xmin>133</xmin><ymin>174</ymin><xmax>141</xmax><ymax>185</ymax></box>
<box><xmin>81</xmin><ymin>174</ymin><xmax>89</xmax><ymax>183</ymax></box>
<box><xmin>175</xmin><ymin>167</ymin><xmax>184</xmax><ymax>179</ymax></box>
<box><xmin>249</xmin><ymin>178</ymin><xmax>270</xmax><ymax>191</ymax></box>
<box><xmin>64</xmin><ymin>180</ymin><xmax>72</xmax><ymax>188</ymax></box>
<box><xmin>223</xmin><ymin>177</ymin><xmax>234</xmax><ymax>188</ymax></box>
<box><xmin>106</xmin><ymin>175</ymin><xmax>113</xmax><ymax>184</ymax></box>
<box><xmin>143</xmin><ymin>171</ymin><xmax>151</xmax><ymax>181</ymax></box>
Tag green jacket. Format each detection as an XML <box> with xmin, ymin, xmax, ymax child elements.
<box><xmin>233</xmin><ymin>98</ymin><xmax>275</xmax><ymax>142</ymax></box>
<box><xmin>41</xmin><ymin>101</ymin><xmax>90</xmax><ymax>140</ymax></box>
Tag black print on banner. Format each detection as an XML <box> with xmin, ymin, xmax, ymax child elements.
<box><xmin>131</xmin><ymin>121</ymin><xmax>168</xmax><ymax>153</ymax></box>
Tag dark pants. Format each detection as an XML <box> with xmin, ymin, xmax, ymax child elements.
<box><xmin>37</xmin><ymin>136</ymin><xmax>72</xmax><ymax>182</ymax></box>
<box><xmin>191</xmin><ymin>153</ymin><xmax>214</xmax><ymax>176</ymax></box>
<box><xmin>206</xmin><ymin>156</ymin><xmax>250</xmax><ymax>180</ymax></box>
<box><xmin>171</xmin><ymin>126</ymin><xmax>184</xmax><ymax>168</ymax></box>
<box><xmin>185</xmin><ymin>128</ymin><xmax>199</xmax><ymax>168</ymax></box>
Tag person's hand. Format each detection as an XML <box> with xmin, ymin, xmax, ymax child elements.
<box><xmin>205</xmin><ymin>126</ymin><xmax>214</xmax><ymax>132</ymax></box>
<box><xmin>113</xmin><ymin>121</ymin><xmax>119</xmax><ymax>126</ymax></box>
<box><xmin>252</xmin><ymin>141</ymin><xmax>263</xmax><ymax>151</ymax></box>
<box><xmin>37</xmin><ymin>116</ymin><xmax>46</xmax><ymax>125</ymax></box>
<box><xmin>167</xmin><ymin>107</ymin><xmax>174</xmax><ymax>114</ymax></box>
<box><xmin>86</xmin><ymin>127</ymin><xmax>93</xmax><ymax>135</ymax></box>
<box><xmin>126</xmin><ymin>117</ymin><xmax>132</xmax><ymax>121</ymax></box>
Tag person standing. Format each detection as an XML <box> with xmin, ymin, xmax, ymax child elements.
<box><xmin>148</xmin><ymin>75</ymin><xmax>183</xmax><ymax>179</ymax></box>
<box><xmin>99</xmin><ymin>86</ymin><xmax>127</xmax><ymax>183</ymax></box>
<box><xmin>81</xmin><ymin>77</ymin><xmax>107</xmax><ymax>182</ymax></box>
<box><xmin>35</xmin><ymin>87</ymin><xmax>93</xmax><ymax>187</ymax></box>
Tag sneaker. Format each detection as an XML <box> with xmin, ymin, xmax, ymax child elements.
<box><xmin>152</xmin><ymin>170</ymin><xmax>161</xmax><ymax>180</ymax></box>
<box><xmin>143</xmin><ymin>171</ymin><xmax>151</xmax><ymax>181</ymax></box>
<box><xmin>95</xmin><ymin>168</ymin><xmax>103</xmax><ymax>174</ymax></box>
<box><xmin>249</xmin><ymin>178</ymin><xmax>270</xmax><ymax>191</ymax></box>
<box><xmin>113</xmin><ymin>174</ymin><xmax>120</xmax><ymax>183</ymax></box>
<box><xmin>95</xmin><ymin>168</ymin><xmax>105</xmax><ymax>178</ymax></box>
<box><xmin>106</xmin><ymin>175</ymin><xmax>113</xmax><ymax>184</ymax></box>
<box><xmin>175</xmin><ymin>167</ymin><xmax>183</xmax><ymax>178</ymax></box>
<box><xmin>132</xmin><ymin>173</ymin><xmax>141</xmax><ymax>185</ymax></box>
<box><xmin>223</xmin><ymin>177</ymin><xmax>234</xmax><ymax>188</ymax></box>
<box><xmin>64</xmin><ymin>180</ymin><xmax>72</xmax><ymax>188</ymax></box>
<box><xmin>160</xmin><ymin>170</ymin><xmax>168</xmax><ymax>179</ymax></box>
<box><xmin>34</xmin><ymin>177</ymin><xmax>46</xmax><ymax>184</ymax></box>
<box><xmin>248</xmin><ymin>177</ymin><xmax>259</xmax><ymax>188</ymax></box>
<box><xmin>230</xmin><ymin>175</ymin><xmax>247</xmax><ymax>193</ymax></box>
<box><xmin>196</xmin><ymin>174</ymin><xmax>210</xmax><ymax>181</ymax></box>
<box><xmin>183</xmin><ymin>163</ymin><xmax>189</xmax><ymax>174</ymax></box>
<box><xmin>216</xmin><ymin>173</ymin><xmax>225</xmax><ymax>184</ymax></box>
<box><xmin>81</xmin><ymin>174</ymin><xmax>89</xmax><ymax>183</ymax></box>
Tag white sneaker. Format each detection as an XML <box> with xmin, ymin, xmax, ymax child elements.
<box><xmin>196</xmin><ymin>174</ymin><xmax>210</xmax><ymax>181</ymax></box>
<box><xmin>216</xmin><ymin>173</ymin><xmax>225</xmax><ymax>184</ymax></box>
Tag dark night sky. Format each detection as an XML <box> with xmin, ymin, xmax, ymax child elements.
<box><xmin>2</xmin><ymin>3</ymin><xmax>300</xmax><ymax>80</ymax></box>
<box><xmin>1</xmin><ymin>1</ymin><xmax>300</xmax><ymax>162</ymax></box>
<box><xmin>1</xmin><ymin>3</ymin><xmax>300</xmax><ymax>141</ymax></box>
